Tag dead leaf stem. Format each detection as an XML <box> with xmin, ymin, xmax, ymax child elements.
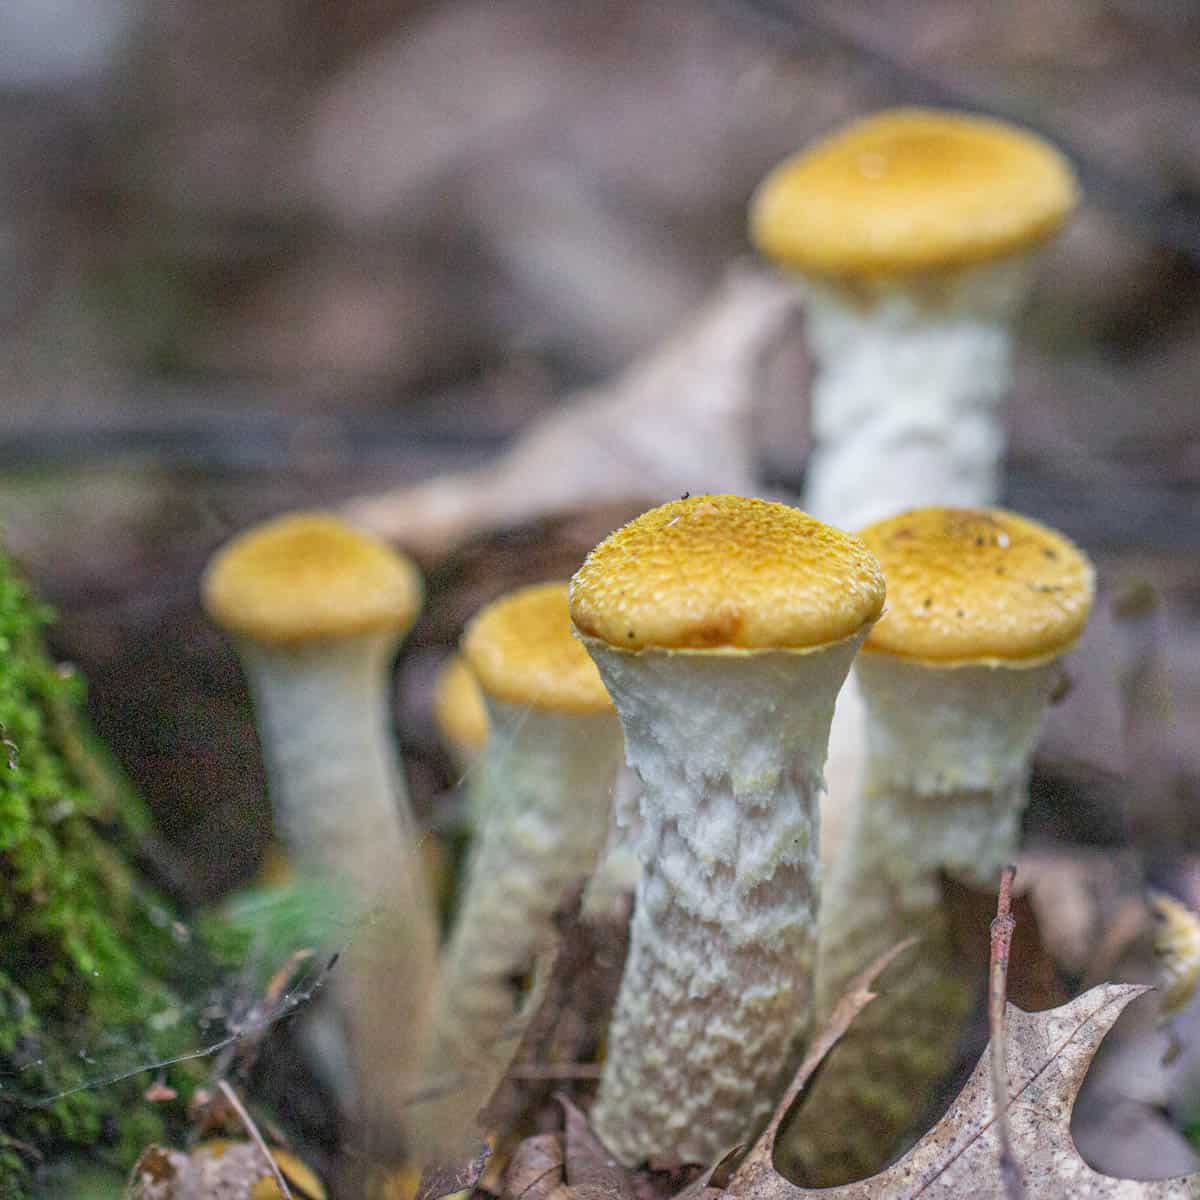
<box><xmin>988</xmin><ymin>865</ymin><xmax>1023</xmax><ymax>1200</ymax></box>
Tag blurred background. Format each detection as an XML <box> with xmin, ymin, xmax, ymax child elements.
<box><xmin>2</xmin><ymin>0</ymin><xmax>1199</xmax><ymax>1187</ymax></box>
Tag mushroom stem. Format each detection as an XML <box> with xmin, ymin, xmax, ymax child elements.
<box><xmin>587</xmin><ymin>635</ymin><xmax>865</xmax><ymax>1166</ymax></box>
<box><xmin>240</xmin><ymin>635</ymin><xmax>421</xmax><ymax>866</ymax></box>
<box><xmin>415</xmin><ymin>580</ymin><xmax>623</xmax><ymax>1161</ymax></box>
<box><xmin>428</xmin><ymin>701</ymin><xmax>622</xmax><ymax>1079</ymax></box>
<box><xmin>801</xmin><ymin>259</ymin><xmax>1033</xmax><ymax>532</ymax></box>
<box><xmin>237</xmin><ymin>633</ymin><xmax>439</xmax><ymax>1153</ymax></box>
<box><xmin>582</xmin><ymin>764</ymin><xmax>642</xmax><ymax>918</ymax></box>
<box><xmin>783</xmin><ymin>659</ymin><xmax>1057</xmax><ymax>1183</ymax></box>
<box><xmin>781</xmin><ymin>504</ymin><xmax>1093</xmax><ymax>1186</ymax></box>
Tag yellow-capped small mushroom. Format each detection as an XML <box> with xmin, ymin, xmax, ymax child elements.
<box><xmin>783</xmin><ymin>506</ymin><xmax>1094</xmax><ymax>1184</ymax></box>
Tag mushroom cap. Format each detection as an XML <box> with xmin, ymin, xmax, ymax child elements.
<box><xmin>203</xmin><ymin>511</ymin><xmax>422</xmax><ymax>645</ymax></box>
<box><xmin>432</xmin><ymin>654</ymin><xmax>490</xmax><ymax>756</ymax></box>
<box><xmin>462</xmin><ymin>581</ymin><xmax>614</xmax><ymax>715</ymax></box>
<box><xmin>749</xmin><ymin>107</ymin><xmax>1078</xmax><ymax>276</ymax></box>
<box><xmin>570</xmin><ymin>494</ymin><xmax>885</xmax><ymax>652</ymax></box>
<box><xmin>859</xmin><ymin>507</ymin><xmax>1094</xmax><ymax>666</ymax></box>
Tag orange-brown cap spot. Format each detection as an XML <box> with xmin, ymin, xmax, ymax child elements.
<box><xmin>569</xmin><ymin>495</ymin><xmax>885</xmax><ymax>652</ymax></box>
<box><xmin>462</xmin><ymin>581</ymin><xmax>614</xmax><ymax>715</ymax></box>
<box><xmin>432</xmin><ymin>655</ymin><xmax>490</xmax><ymax>756</ymax></box>
<box><xmin>860</xmin><ymin>507</ymin><xmax>1094</xmax><ymax>665</ymax></box>
<box><xmin>750</xmin><ymin>108</ymin><xmax>1078</xmax><ymax>277</ymax></box>
<box><xmin>202</xmin><ymin>511</ymin><xmax>422</xmax><ymax>645</ymax></box>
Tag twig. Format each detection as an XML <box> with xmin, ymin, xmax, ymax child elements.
<box><xmin>217</xmin><ymin>1080</ymin><xmax>294</xmax><ymax>1200</ymax></box>
<box><xmin>507</xmin><ymin>1063</ymin><xmax>604</xmax><ymax>1080</ymax></box>
<box><xmin>989</xmin><ymin>864</ymin><xmax>1024</xmax><ymax>1200</ymax></box>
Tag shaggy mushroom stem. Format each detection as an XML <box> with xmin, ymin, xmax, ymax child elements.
<box><xmin>203</xmin><ymin>512</ymin><xmax>438</xmax><ymax>1156</ymax></box>
<box><xmin>750</xmin><ymin>108</ymin><xmax>1079</xmax><ymax>869</ymax></box>
<box><xmin>571</xmin><ymin>495</ymin><xmax>884</xmax><ymax>1167</ymax></box>
<box><xmin>417</xmin><ymin>582</ymin><xmax>622</xmax><ymax>1161</ymax></box>
<box><xmin>800</xmin><ymin>258</ymin><xmax>1033</xmax><ymax>530</ymax></box>
<box><xmin>781</xmin><ymin>507</ymin><xmax>1094</xmax><ymax>1185</ymax></box>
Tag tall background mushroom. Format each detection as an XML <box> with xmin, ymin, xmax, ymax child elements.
<box><xmin>570</xmin><ymin>494</ymin><xmax>884</xmax><ymax>1166</ymax></box>
<box><xmin>202</xmin><ymin>511</ymin><xmax>439</xmax><ymax>1158</ymax></box>
<box><xmin>749</xmin><ymin>106</ymin><xmax>1079</xmax><ymax>861</ymax></box>
<box><xmin>780</xmin><ymin>506</ymin><xmax>1095</xmax><ymax>1185</ymax></box>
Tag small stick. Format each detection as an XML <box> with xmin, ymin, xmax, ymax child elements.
<box><xmin>989</xmin><ymin>864</ymin><xmax>1024</xmax><ymax>1200</ymax></box>
<box><xmin>217</xmin><ymin>1079</ymin><xmax>294</xmax><ymax>1200</ymax></box>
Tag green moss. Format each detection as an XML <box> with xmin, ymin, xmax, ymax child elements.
<box><xmin>0</xmin><ymin>548</ymin><xmax>196</xmax><ymax>1195</ymax></box>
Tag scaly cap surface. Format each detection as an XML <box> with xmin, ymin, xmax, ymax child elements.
<box><xmin>570</xmin><ymin>494</ymin><xmax>884</xmax><ymax>652</ymax></box>
<box><xmin>750</xmin><ymin>107</ymin><xmax>1078</xmax><ymax>276</ymax></box>
<box><xmin>432</xmin><ymin>655</ymin><xmax>490</xmax><ymax>756</ymax></box>
<box><xmin>860</xmin><ymin>506</ymin><xmax>1094</xmax><ymax>665</ymax></box>
<box><xmin>462</xmin><ymin>581</ymin><xmax>614</xmax><ymax>715</ymax></box>
<box><xmin>203</xmin><ymin>511</ymin><xmax>422</xmax><ymax>645</ymax></box>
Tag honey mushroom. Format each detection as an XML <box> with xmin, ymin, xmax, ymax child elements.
<box><xmin>417</xmin><ymin>581</ymin><xmax>623</xmax><ymax>1160</ymax></box>
<box><xmin>202</xmin><ymin>512</ymin><xmax>439</xmax><ymax>1155</ymax></box>
<box><xmin>570</xmin><ymin>494</ymin><xmax>884</xmax><ymax>1166</ymax></box>
<box><xmin>780</xmin><ymin>507</ymin><xmax>1095</xmax><ymax>1185</ymax></box>
<box><xmin>749</xmin><ymin>108</ymin><xmax>1079</xmax><ymax>866</ymax></box>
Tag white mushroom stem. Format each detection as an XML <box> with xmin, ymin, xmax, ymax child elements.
<box><xmin>784</xmin><ymin>654</ymin><xmax>1059</xmax><ymax>1183</ymax></box>
<box><xmin>582</xmin><ymin>763</ymin><xmax>643</xmax><ymax>918</ymax></box>
<box><xmin>587</xmin><ymin>634</ymin><xmax>864</xmax><ymax>1167</ymax></box>
<box><xmin>806</xmin><ymin>255</ymin><xmax>1035</xmax><ymax>868</ymax></box>
<box><xmin>236</xmin><ymin>632</ymin><xmax>439</xmax><ymax>1152</ymax></box>
<box><xmin>417</xmin><ymin>699</ymin><xmax>623</xmax><ymax>1157</ymax></box>
<box><xmin>801</xmin><ymin>256</ymin><xmax>1034</xmax><ymax>533</ymax></box>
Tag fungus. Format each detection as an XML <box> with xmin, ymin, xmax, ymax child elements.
<box><xmin>419</xmin><ymin>581</ymin><xmax>623</xmax><ymax>1157</ymax></box>
<box><xmin>569</xmin><ymin>494</ymin><xmax>884</xmax><ymax>1166</ymax></box>
<box><xmin>750</xmin><ymin>106</ymin><xmax>1079</xmax><ymax>869</ymax></box>
<box><xmin>202</xmin><ymin>511</ymin><xmax>438</xmax><ymax>1152</ymax></box>
<box><xmin>432</xmin><ymin>653</ymin><xmax>490</xmax><ymax>774</ymax></box>
<box><xmin>781</xmin><ymin>506</ymin><xmax>1094</xmax><ymax>1184</ymax></box>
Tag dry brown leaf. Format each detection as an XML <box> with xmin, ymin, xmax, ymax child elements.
<box><xmin>505</xmin><ymin>1132</ymin><xmax>569</xmax><ymax>1200</ymax></box>
<box><xmin>125</xmin><ymin>1140</ymin><xmax>325</xmax><ymax>1199</ymax></box>
<box><xmin>560</xmin><ymin>1093</ymin><xmax>637</xmax><ymax>1200</ymax></box>
<box><xmin>727</xmin><ymin>984</ymin><xmax>1200</xmax><ymax>1199</ymax></box>
<box><xmin>415</xmin><ymin>1138</ymin><xmax>492</xmax><ymax>1200</ymax></box>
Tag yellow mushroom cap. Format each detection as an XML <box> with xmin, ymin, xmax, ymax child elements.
<box><xmin>749</xmin><ymin>107</ymin><xmax>1078</xmax><ymax>277</ymax></box>
<box><xmin>859</xmin><ymin>507</ymin><xmax>1094</xmax><ymax>666</ymax></box>
<box><xmin>202</xmin><ymin>511</ymin><xmax>422</xmax><ymax>645</ymax></box>
<box><xmin>462</xmin><ymin>581</ymin><xmax>614</xmax><ymax>715</ymax></box>
<box><xmin>569</xmin><ymin>494</ymin><xmax>885</xmax><ymax>652</ymax></box>
<box><xmin>432</xmin><ymin>654</ymin><xmax>490</xmax><ymax>756</ymax></box>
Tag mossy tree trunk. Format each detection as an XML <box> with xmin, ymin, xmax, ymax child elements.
<box><xmin>0</xmin><ymin>547</ymin><xmax>198</xmax><ymax>1195</ymax></box>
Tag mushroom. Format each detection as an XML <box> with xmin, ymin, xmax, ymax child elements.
<box><xmin>418</xmin><ymin>581</ymin><xmax>623</xmax><ymax>1157</ymax></box>
<box><xmin>780</xmin><ymin>506</ymin><xmax>1095</xmax><ymax>1185</ymax></box>
<box><xmin>202</xmin><ymin>511</ymin><xmax>439</xmax><ymax>1154</ymax></box>
<box><xmin>432</xmin><ymin>653</ymin><xmax>490</xmax><ymax>775</ymax></box>
<box><xmin>749</xmin><ymin>107</ymin><xmax>1078</xmax><ymax>530</ymax></box>
<box><xmin>569</xmin><ymin>494</ymin><xmax>885</xmax><ymax>1167</ymax></box>
<box><xmin>750</xmin><ymin>106</ymin><xmax>1079</xmax><ymax>869</ymax></box>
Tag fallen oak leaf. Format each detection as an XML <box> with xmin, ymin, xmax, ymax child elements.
<box><xmin>559</xmin><ymin>1093</ymin><xmax>637</xmax><ymax>1200</ymax></box>
<box><xmin>505</xmin><ymin>1132</ymin><xmax>568</xmax><ymax>1200</ymax></box>
<box><xmin>125</xmin><ymin>1141</ymin><xmax>325</xmax><ymax>1199</ymax></box>
<box><xmin>415</xmin><ymin>1138</ymin><xmax>492</xmax><ymax>1200</ymax></box>
<box><xmin>724</xmin><ymin>984</ymin><xmax>1198</xmax><ymax>1198</ymax></box>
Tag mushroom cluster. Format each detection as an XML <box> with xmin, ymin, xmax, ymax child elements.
<box><xmin>781</xmin><ymin>507</ymin><xmax>1095</xmax><ymax>1184</ymax></box>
